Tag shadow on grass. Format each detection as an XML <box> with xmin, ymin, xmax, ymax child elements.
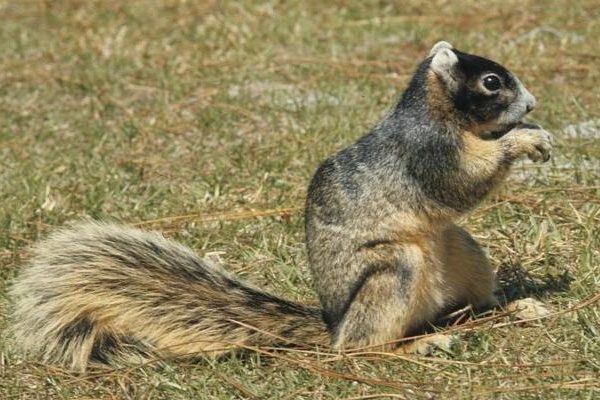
<box><xmin>419</xmin><ymin>263</ymin><xmax>573</xmax><ymax>336</ymax></box>
<box><xmin>495</xmin><ymin>262</ymin><xmax>573</xmax><ymax>304</ymax></box>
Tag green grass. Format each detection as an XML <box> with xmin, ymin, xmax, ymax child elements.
<box><xmin>0</xmin><ymin>0</ymin><xmax>598</xmax><ymax>398</ymax></box>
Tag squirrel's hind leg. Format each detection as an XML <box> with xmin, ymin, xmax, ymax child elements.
<box><xmin>330</xmin><ymin>245</ymin><xmax>441</xmax><ymax>351</ymax></box>
<box><xmin>330</xmin><ymin>265</ymin><xmax>414</xmax><ymax>351</ymax></box>
<box><xmin>441</xmin><ymin>224</ymin><xmax>498</xmax><ymax>311</ymax></box>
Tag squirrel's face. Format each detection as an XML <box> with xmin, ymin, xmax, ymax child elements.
<box><xmin>428</xmin><ymin>41</ymin><xmax>536</xmax><ymax>134</ymax></box>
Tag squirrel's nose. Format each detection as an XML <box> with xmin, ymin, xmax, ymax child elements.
<box><xmin>524</xmin><ymin>92</ymin><xmax>536</xmax><ymax>113</ymax></box>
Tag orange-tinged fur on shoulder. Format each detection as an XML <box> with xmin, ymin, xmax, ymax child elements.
<box><xmin>426</xmin><ymin>71</ymin><xmax>462</xmax><ymax>129</ymax></box>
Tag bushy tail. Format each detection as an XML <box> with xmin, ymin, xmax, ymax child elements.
<box><xmin>9</xmin><ymin>221</ymin><xmax>329</xmax><ymax>372</ymax></box>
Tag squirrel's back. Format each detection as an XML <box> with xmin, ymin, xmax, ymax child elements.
<box><xmin>9</xmin><ymin>221</ymin><xmax>327</xmax><ymax>371</ymax></box>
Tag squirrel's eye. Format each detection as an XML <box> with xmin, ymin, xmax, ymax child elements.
<box><xmin>482</xmin><ymin>75</ymin><xmax>502</xmax><ymax>92</ymax></box>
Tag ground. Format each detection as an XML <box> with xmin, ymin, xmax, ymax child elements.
<box><xmin>0</xmin><ymin>0</ymin><xmax>598</xmax><ymax>399</ymax></box>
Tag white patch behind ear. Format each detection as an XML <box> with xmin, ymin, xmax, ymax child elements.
<box><xmin>430</xmin><ymin>48</ymin><xmax>459</xmax><ymax>90</ymax></box>
<box><xmin>429</xmin><ymin>41</ymin><xmax>453</xmax><ymax>57</ymax></box>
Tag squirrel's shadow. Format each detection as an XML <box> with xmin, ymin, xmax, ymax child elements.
<box><xmin>494</xmin><ymin>262</ymin><xmax>572</xmax><ymax>304</ymax></box>
<box><xmin>426</xmin><ymin>262</ymin><xmax>572</xmax><ymax>333</ymax></box>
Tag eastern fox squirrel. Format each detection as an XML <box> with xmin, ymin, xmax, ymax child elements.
<box><xmin>9</xmin><ymin>41</ymin><xmax>553</xmax><ymax>371</ymax></box>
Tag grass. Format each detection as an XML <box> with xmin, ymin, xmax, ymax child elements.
<box><xmin>0</xmin><ymin>0</ymin><xmax>598</xmax><ymax>398</ymax></box>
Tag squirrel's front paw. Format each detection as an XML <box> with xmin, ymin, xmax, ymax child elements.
<box><xmin>505</xmin><ymin>127</ymin><xmax>554</xmax><ymax>162</ymax></box>
<box><xmin>526</xmin><ymin>128</ymin><xmax>554</xmax><ymax>162</ymax></box>
<box><xmin>396</xmin><ymin>333</ymin><xmax>458</xmax><ymax>355</ymax></box>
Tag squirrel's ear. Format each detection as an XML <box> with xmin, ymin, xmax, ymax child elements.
<box><xmin>429</xmin><ymin>41</ymin><xmax>453</xmax><ymax>57</ymax></box>
<box><xmin>430</xmin><ymin>47</ymin><xmax>459</xmax><ymax>90</ymax></box>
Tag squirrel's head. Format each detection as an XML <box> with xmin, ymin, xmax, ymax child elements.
<box><xmin>426</xmin><ymin>41</ymin><xmax>536</xmax><ymax>135</ymax></box>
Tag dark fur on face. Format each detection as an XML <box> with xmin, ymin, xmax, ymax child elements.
<box><xmin>451</xmin><ymin>50</ymin><xmax>519</xmax><ymax>124</ymax></box>
<box><xmin>409</xmin><ymin>43</ymin><xmax>537</xmax><ymax>135</ymax></box>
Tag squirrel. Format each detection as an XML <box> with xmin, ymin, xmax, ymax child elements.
<box><xmin>8</xmin><ymin>41</ymin><xmax>553</xmax><ymax>372</ymax></box>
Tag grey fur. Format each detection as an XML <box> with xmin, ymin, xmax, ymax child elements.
<box><xmin>429</xmin><ymin>40</ymin><xmax>453</xmax><ymax>56</ymax></box>
<box><xmin>305</xmin><ymin>41</ymin><xmax>553</xmax><ymax>348</ymax></box>
<box><xmin>496</xmin><ymin>76</ymin><xmax>537</xmax><ymax>126</ymax></box>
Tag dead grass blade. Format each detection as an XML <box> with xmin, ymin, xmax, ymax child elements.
<box><xmin>133</xmin><ymin>207</ymin><xmax>302</xmax><ymax>228</ymax></box>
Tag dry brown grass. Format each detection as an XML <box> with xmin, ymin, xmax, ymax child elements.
<box><xmin>0</xmin><ymin>0</ymin><xmax>598</xmax><ymax>398</ymax></box>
